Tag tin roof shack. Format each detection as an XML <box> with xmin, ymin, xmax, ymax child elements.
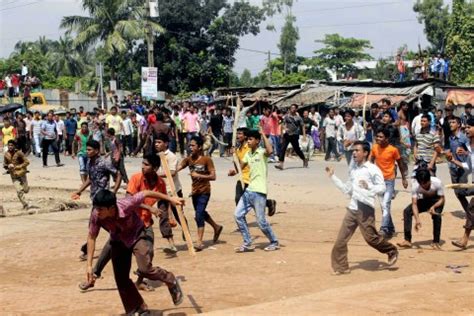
<box><xmin>443</xmin><ymin>86</ymin><xmax>474</xmax><ymax>106</ymax></box>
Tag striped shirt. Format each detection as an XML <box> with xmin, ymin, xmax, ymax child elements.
<box><xmin>415</xmin><ymin>131</ymin><xmax>439</xmax><ymax>162</ymax></box>
<box><xmin>41</xmin><ymin>120</ymin><xmax>57</xmax><ymax>140</ymax></box>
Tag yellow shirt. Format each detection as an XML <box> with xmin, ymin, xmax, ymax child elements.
<box><xmin>2</xmin><ymin>126</ymin><xmax>15</xmax><ymax>145</ymax></box>
<box><xmin>236</xmin><ymin>143</ymin><xmax>251</xmax><ymax>184</ymax></box>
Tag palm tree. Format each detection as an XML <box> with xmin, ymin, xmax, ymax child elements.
<box><xmin>60</xmin><ymin>0</ymin><xmax>164</xmax><ymax>79</ymax></box>
<box><xmin>50</xmin><ymin>35</ymin><xmax>86</xmax><ymax>77</ymax></box>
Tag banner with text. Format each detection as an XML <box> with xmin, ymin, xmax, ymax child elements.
<box><xmin>141</xmin><ymin>67</ymin><xmax>158</xmax><ymax>100</ymax></box>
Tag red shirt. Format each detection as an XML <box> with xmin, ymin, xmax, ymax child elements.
<box><xmin>11</xmin><ymin>75</ymin><xmax>20</xmax><ymax>87</ymax></box>
<box><xmin>127</xmin><ymin>173</ymin><xmax>167</xmax><ymax>227</ymax></box>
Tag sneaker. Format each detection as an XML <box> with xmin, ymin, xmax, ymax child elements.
<box><xmin>274</xmin><ymin>164</ymin><xmax>284</xmax><ymax>170</ymax></box>
<box><xmin>168</xmin><ymin>279</ymin><xmax>183</xmax><ymax>306</ymax></box>
<box><xmin>396</xmin><ymin>240</ymin><xmax>412</xmax><ymax>248</ymax></box>
<box><xmin>56</xmin><ymin>163</ymin><xmax>64</xmax><ymax>167</ymax></box>
<box><xmin>235</xmin><ymin>244</ymin><xmax>255</xmax><ymax>253</ymax></box>
<box><xmin>267</xmin><ymin>200</ymin><xmax>277</xmax><ymax>217</ymax></box>
<box><xmin>264</xmin><ymin>242</ymin><xmax>280</xmax><ymax>251</ymax></box>
<box><xmin>331</xmin><ymin>269</ymin><xmax>350</xmax><ymax>276</ymax></box>
<box><xmin>163</xmin><ymin>245</ymin><xmax>178</xmax><ymax>254</ymax></box>
<box><xmin>430</xmin><ymin>243</ymin><xmax>442</xmax><ymax>251</ymax></box>
<box><xmin>387</xmin><ymin>250</ymin><xmax>398</xmax><ymax>266</ymax></box>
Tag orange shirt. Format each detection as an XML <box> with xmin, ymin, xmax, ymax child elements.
<box><xmin>127</xmin><ymin>172</ymin><xmax>166</xmax><ymax>227</ymax></box>
<box><xmin>370</xmin><ymin>143</ymin><xmax>400</xmax><ymax>180</ymax></box>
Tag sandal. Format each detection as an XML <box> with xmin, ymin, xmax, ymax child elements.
<box><xmin>451</xmin><ymin>240</ymin><xmax>467</xmax><ymax>250</ymax></box>
<box><xmin>79</xmin><ymin>278</ymin><xmax>96</xmax><ymax>291</ymax></box>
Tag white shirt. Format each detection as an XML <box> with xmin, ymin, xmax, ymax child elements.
<box><xmin>337</xmin><ymin>122</ymin><xmax>365</xmax><ymax>150</ymax></box>
<box><xmin>55</xmin><ymin>119</ymin><xmax>65</xmax><ymax>136</ymax></box>
<box><xmin>323</xmin><ymin>117</ymin><xmax>338</xmax><ymax>138</ymax></box>
<box><xmin>31</xmin><ymin>119</ymin><xmax>43</xmax><ymax>136</ymax></box>
<box><xmin>411</xmin><ymin>114</ymin><xmax>422</xmax><ymax>136</ymax></box>
<box><xmin>5</xmin><ymin>76</ymin><xmax>12</xmax><ymax>88</ymax></box>
<box><xmin>122</xmin><ymin>118</ymin><xmax>134</xmax><ymax>136</ymax></box>
<box><xmin>331</xmin><ymin>161</ymin><xmax>385</xmax><ymax>210</ymax></box>
<box><xmin>309</xmin><ymin>112</ymin><xmax>321</xmax><ymax>128</ymax></box>
<box><xmin>21</xmin><ymin>65</ymin><xmax>28</xmax><ymax>76</ymax></box>
<box><xmin>158</xmin><ymin>149</ymin><xmax>182</xmax><ymax>194</ymax></box>
<box><xmin>411</xmin><ymin>177</ymin><xmax>444</xmax><ymax>199</ymax></box>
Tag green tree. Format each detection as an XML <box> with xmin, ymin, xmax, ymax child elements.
<box><xmin>313</xmin><ymin>33</ymin><xmax>372</xmax><ymax>79</ymax></box>
<box><xmin>446</xmin><ymin>0</ymin><xmax>474</xmax><ymax>83</ymax></box>
<box><xmin>60</xmin><ymin>0</ymin><xmax>164</xmax><ymax>79</ymax></box>
<box><xmin>413</xmin><ymin>0</ymin><xmax>450</xmax><ymax>52</ymax></box>
<box><xmin>239</xmin><ymin>69</ymin><xmax>253</xmax><ymax>87</ymax></box>
<box><xmin>50</xmin><ymin>35</ymin><xmax>86</xmax><ymax>77</ymax></box>
<box><xmin>278</xmin><ymin>14</ymin><xmax>299</xmax><ymax>74</ymax></box>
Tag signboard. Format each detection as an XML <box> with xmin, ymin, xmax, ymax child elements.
<box><xmin>141</xmin><ymin>67</ymin><xmax>158</xmax><ymax>99</ymax></box>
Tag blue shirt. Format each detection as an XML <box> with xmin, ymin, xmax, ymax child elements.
<box><xmin>65</xmin><ymin>118</ymin><xmax>77</xmax><ymax>135</ymax></box>
<box><xmin>41</xmin><ymin>120</ymin><xmax>57</xmax><ymax>140</ymax></box>
<box><xmin>449</xmin><ymin>131</ymin><xmax>469</xmax><ymax>169</ymax></box>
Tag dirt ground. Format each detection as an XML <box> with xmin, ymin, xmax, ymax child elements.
<box><xmin>0</xmin><ymin>154</ymin><xmax>473</xmax><ymax>315</ymax></box>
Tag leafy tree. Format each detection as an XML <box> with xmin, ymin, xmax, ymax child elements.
<box><xmin>60</xmin><ymin>0</ymin><xmax>164</xmax><ymax>79</ymax></box>
<box><xmin>446</xmin><ymin>0</ymin><xmax>474</xmax><ymax>83</ymax></box>
<box><xmin>239</xmin><ymin>69</ymin><xmax>253</xmax><ymax>87</ymax></box>
<box><xmin>313</xmin><ymin>33</ymin><xmax>372</xmax><ymax>79</ymax></box>
<box><xmin>413</xmin><ymin>0</ymin><xmax>450</xmax><ymax>52</ymax></box>
<box><xmin>278</xmin><ymin>14</ymin><xmax>299</xmax><ymax>74</ymax></box>
<box><xmin>50</xmin><ymin>35</ymin><xmax>86</xmax><ymax>77</ymax></box>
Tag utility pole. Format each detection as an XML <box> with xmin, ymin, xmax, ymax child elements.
<box><xmin>228</xmin><ymin>45</ymin><xmax>231</xmax><ymax>88</ymax></box>
<box><xmin>267</xmin><ymin>50</ymin><xmax>272</xmax><ymax>85</ymax></box>
<box><xmin>145</xmin><ymin>0</ymin><xmax>155</xmax><ymax>67</ymax></box>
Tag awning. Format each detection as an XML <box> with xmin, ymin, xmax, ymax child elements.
<box><xmin>348</xmin><ymin>94</ymin><xmax>415</xmax><ymax>109</ymax></box>
<box><xmin>446</xmin><ymin>89</ymin><xmax>474</xmax><ymax>106</ymax></box>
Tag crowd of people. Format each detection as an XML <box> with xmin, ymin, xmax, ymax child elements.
<box><xmin>2</xmin><ymin>96</ymin><xmax>474</xmax><ymax>315</ymax></box>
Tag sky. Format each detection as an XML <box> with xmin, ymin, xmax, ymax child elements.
<box><xmin>0</xmin><ymin>0</ymin><xmax>451</xmax><ymax>75</ymax></box>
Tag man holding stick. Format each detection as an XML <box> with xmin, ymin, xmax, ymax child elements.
<box><xmin>234</xmin><ymin>129</ymin><xmax>279</xmax><ymax>252</ymax></box>
<box><xmin>326</xmin><ymin>141</ymin><xmax>398</xmax><ymax>274</ymax></box>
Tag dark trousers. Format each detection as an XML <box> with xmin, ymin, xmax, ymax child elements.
<box><xmin>235</xmin><ymin>180</ymin><xmax>275</xmax><ymax>209</ymax></box>
<box><xmin>16</xmin><ymin>135</ymin><xmax>28</xmax><ymax>154</ymax></box>
<box><xmin>331</xmin><ymin>202</ymin><xmax>397</xmax><ymax>272</ymax></box>
<box><xmin>178</xmin><ymin>132</ymin><xmax>186</xmax><ymax>155</ymax></box>
<box><xmin>113</xmin><ymin>157</ymin><xmax>128</xmax><ymax>183</ymax></box>
<box><xmin>122</xmin><ymin>135</ymin><xmax>133</xmax><ymax>156</ymax></box>
<box><xmin>41</xmin><ymin>138</ymin><xmax>60</xmax><ymax>166</ymax></box>
<box><xmin>279</xmin><ymin>133</ymin><xmax>305</xmax><ymax>162</ymax></box>
<box><xmin>192</xmin><ymin>194</ymin><xmax>210</xmax><ymax>228</ymax></box>
<box><xmin>65</xmin><ymin>134</ymin><xmax>75</xmax><ymax>155</ymax></box>
<box><xmin>325</xmin><ymin>137</ymin><xmax>340</xmax><ymax>160</ymax></box>
<box><xmin>111</xmin><ymin>230</ymin><xmax>176</xmax><ymax>313</ymax></box>
<box><xmin>403</xmin><ymin>197</ymin><xmax>444</xmax><ymax>243</ymax></box>
<box><xmin>160</xmin><ymin>190</ymin><xmax>188</xmax><ymax>238</ymax></box>
<box><xmin>450</xmin><ymin>168</ymin><xmax>472</xmax><ymax>214</ymax></box>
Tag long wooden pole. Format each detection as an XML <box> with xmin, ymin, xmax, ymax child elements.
<box><xmin>158</xmin><ymin>153</ymin><xmax>196</xmax><ymax>256</ymax></box>
<box><xmin>362</xmin><ymin>91</ymin><xmax>368</xmax><ymax>130</ymax></box>
<box><xmin>232</xmin><ymin>96</ymin><xmax>245</xmax><ymax>190</ymax></box>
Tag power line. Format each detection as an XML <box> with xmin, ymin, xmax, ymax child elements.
<box><xmin>299</xmin><ymin>18</ymin><xmax>417</xmax><ymax>29</ymax></box>
<box><xmin>0</xmin><ymin>0</ymin><xmax>39</xmax><ymax>12</ymax></box>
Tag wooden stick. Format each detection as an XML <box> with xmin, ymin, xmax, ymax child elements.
<box><xmin>158</xmin><ymin>153</ymin><xmax>196</xmax><ymax>256</ymax></box>
<box><xmin>445</xmin><ymin>183</ymin><xmax>474</xmax><ymax>189</ymax></box>
<box><xmin>232</xmin><ymin>96</ymin><xmax>245</xmax><ymax>190</ymax></box>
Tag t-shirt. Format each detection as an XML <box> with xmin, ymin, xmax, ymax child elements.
<box><xmin>371</xmin><ymin>144</ymin><xmax>400</xmax><ymax>180</ymax></box>
<box><xmin>89</xmin><ymin>192</ymin><xmax>145</xmax><ymax>248</ymax></box>
<box><xmin>415</xmin><ymin>131</ymin><xmax>440</xmax><ymax>162</ymax></box>
<box><xmin>106</xmin><ymin>114</ymin><xmax>123</xmax><ymax>135</ymax></box>
<box><xmin>127</xmin><ymin>173</ymin><xmax>167</xmax><ymax>228</ymax></box>
<box><xmin>247</xmin><ymin>115</ymin><xmax>261</xmax><ymax>130</ymax></box>
<box><xmin>223</xmin><ymin>116</ymin><xmax>234</xmax><ymax>134</ymax></box>
<box><xmin>41</xmin><ymin>120</ymin><xmax>57</xmax><ymax>140</ymax></box>
<box><xmin>260</xmin><ymin>115</ymin><xmax>273</xmax><ymax>136</ymax></box>
<box><xmin>283</xmin><ymin>114</ymin><xmax>302</xmax><ymax>136</ymax></box>
<box><xmin>209</xmin><ymin>114</ymin><xmax>223</xmax><ymax>136</ymax></box>
<box><xmin>243</xmin><ymin>147</ymin><xmax>268</xmax><ymax>194</ymax></box>
<box><xmin>269</xmin><ymin>113</ymin><xmax>281</xmax><ymax>136</ymax></box>
<box><xmin>323</xmin><ymin>117</ymin><xmax>337</xmax><ymax>138</ymax></box>
<box><xmin>65</xmin><ymin>118</ymin><xmax>77</xmax><ymax>135</ymax></box>
<box><xmin>236</xmin><ymin>143</ymin><xmax>251</xmax><ymax>184</ymax></box>
<box><xmin>183</xmin><ymin>112</ymin><xmax>199</xmax><ymax>133</ymax></box>
<box><xmin>55</xmin><ymin>120</ymin><xmax>64</xmax><ymax>136</ymax></box>
<box><xmin>87</xmin><ymin>156</ymin><xmax>117</xmax><ymax>198</ymax></box>
<box><xmin>181</xmin><ymin>155</ymin><xmax>215</xmax><ymax>195</ymax></box>
<box><xmin>411</xmin><ymin>177</ymin><xmax>444</xmax><ymax>199</ymax></box>
<box><xmin>75</xmin><ymin>132</ymin><xmax>91</xmax><ymax>156</ymax></box>
<box><xmin>31</xmin><ymin>119</ymin><xmax>42</xmax><ymax>136</ymax></box>
<box><xmin>158</xmin><ymin>150</ymin><xmax>182</xmax><ymax>194</ymax></box>
<box><xmin>2</xmin><ymin>126</ymin><xmax>15</xmax><ymax>145</ymax></box>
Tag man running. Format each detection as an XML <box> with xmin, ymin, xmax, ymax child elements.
<box><xmin>3</xmin><ymin>140</ymin><xmax>30</xmax><ymax>209</ymax></box>
<box><xmin>370</xmin><ymin>128</ymin><xmax>408</xmax><ymax>238</ymax></box>
<box><xmin>326</xmin><ymin>141</ymin><xmax>398</xmax><ymax>275</ymax></box>
<box><xmin>72</xmin><ymin>122</ymin><xmax>92</xmax><ymax>183</ymax></box>
<box><xmin>228</xmin><ymin>127</ymin><xmax>276</xmax><ymax>216</ymax></box>
<box><xmin>234</xmin><ymin>129</ymin><xmax>279</xmax><ymax>252</ymax></box>
<box><xmin>177</xmin><ymin>135</ymin><xmax>223</xmax><ymax>251</ymax></box>
<box><xmin>85</xmin><ymin>189</ymin><xmax>184</xmax><ymax>315</ymax></box>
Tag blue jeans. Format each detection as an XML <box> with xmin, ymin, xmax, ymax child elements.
<box><xmin>380</xmin><ymin>179</ymin><xmax>395</xmax><ymax>234</ymax></box>
<box><xmin>78</xmin><ymin>155</ymin><xmax>88</xmax><ymax>175</ymax></box>
<box><xmin>234</xmin><ymin>190</ymin><xmax>278</xmax><ymax>245</ymax></box>
<box><xmin>192</xmin><ymin>194</ymin><xmax>210</xmax><ymax>228</ymax></box>
<box><xmin>270</xmin><ymin>135</ymin><xmax>280</xmax><ymax>160</ymax></box>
